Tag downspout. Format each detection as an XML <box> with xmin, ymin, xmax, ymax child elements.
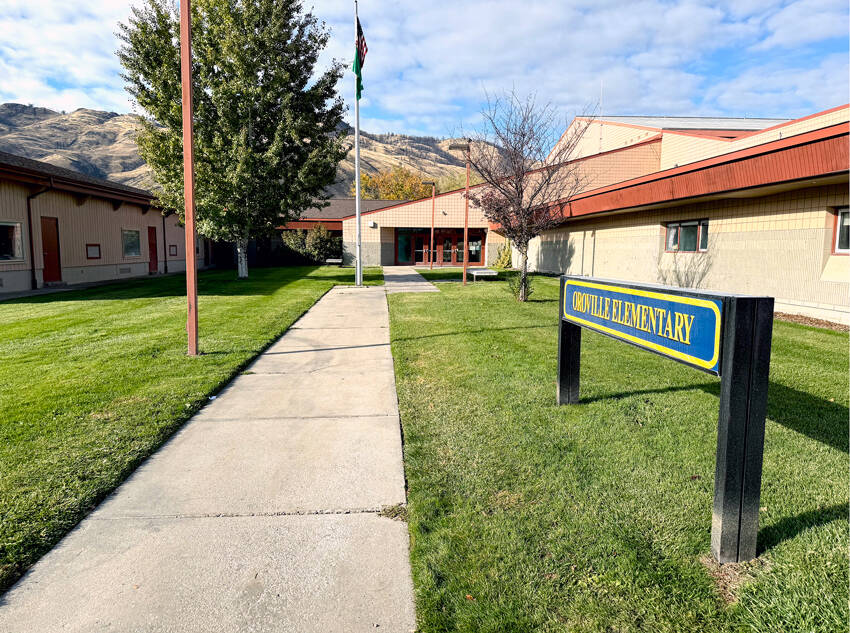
<box><xmin>162</xmin><ymin>212</ymin><xmax>168</xmax><ymax>274</ymax></box>
<box><xmin>26</xmin><ymin>177</ymin><xmax>53</xmax><ymax>289</ymax></box>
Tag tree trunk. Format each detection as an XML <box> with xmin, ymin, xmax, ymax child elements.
<box><xmin>519</xmin><ymin>248</ymin><xmax>529</xmax><ymax>302</ymax></box>
<box><xmin>236</xmin><ymin>238</ymin><xmax>249</xmax><ymax>279</ymax></box>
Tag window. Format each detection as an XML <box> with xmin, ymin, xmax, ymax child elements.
<box><xmin>665</xmin><ymin>219</ymin><xmax>708</xmax><ymax>252</ymax></box>
<box><xmin>169</xmin><ymin>244</ymin><xmax>178</xmax><ymax>256</ymax></box>
<box><xmin>86</xmin><ymin>244</ymin><xmax>101</xmax><ymax>259</ymax></box>
<box><xmin>835</xmin><ymin>208</ymin><xmax>849</xmax><ymax>254</ymax></box>
<box><xmin>0</xmin><ymin>222</ymin><xmax>23</xmax><ymax>261</ymax></box>
<box><xmin>122</xmin><ymin>229</ymin><xmax>141</xmax><ymax>257</ymax></box>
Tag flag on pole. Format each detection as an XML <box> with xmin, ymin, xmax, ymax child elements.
<box><xmin>353</xmin><ymin>17</ymin><xmax>367</xmax><ymax>100</ymax></box>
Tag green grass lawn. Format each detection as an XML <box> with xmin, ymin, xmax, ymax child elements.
<box><xmin>415</xmin><ymin>267</ymin><xmax>509</xmax><ymax>283</ymax></box>
<box><xmin>388</xmin><ymin>275</ymin><xmax>848</xmax><ymax>632</ymax></box>
<box><xmin>0</xmin><ymin>265</ymin><xmax>382</xmax><ymax>593</ymax></box>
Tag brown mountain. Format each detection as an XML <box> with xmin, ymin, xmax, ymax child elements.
<box><xmin>0</xmin><ymin>103</ymin><xmax>468</xmax><ymax>196</ymax></box>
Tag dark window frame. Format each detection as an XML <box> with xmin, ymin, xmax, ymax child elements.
<box><xmin>833</xmin><ymin>207</ymin><xmax>849</xmax><ymax>255</ymax></box>
<box><xmin>665</xmin><ymin>219</ymin><xmax>709</xmax><ymax>253</ymax></box>
<box><xmin>0</xmin><ymin>220</ymin><xmax>24</xmax><ymax>261</ymax></box>
<box><xmin>121</xmin><ymin>228</ymin><xmax>142</xmax><ymax>258</ymax></box>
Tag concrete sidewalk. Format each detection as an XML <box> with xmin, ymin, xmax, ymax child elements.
<box><xmin>383</xmin><ymin>266</ymin><xmax>438</xmax><ymax>293</ymax></box>
<box><xmin>0</xmin><ymin>286</ymin><xmax>416</xmax><ymax>632</ymax></box>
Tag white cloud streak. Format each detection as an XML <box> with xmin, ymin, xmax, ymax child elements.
<box><xmin>0</xmin><ymin>1</ymin><xmax>846</xmax><ymax>135</ymax></box>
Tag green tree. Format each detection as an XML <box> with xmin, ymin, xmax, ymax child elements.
<box><xmin>304</xmin><ymin>225</ymin><xmax>341</xmax><ymax>261</ymax></box>
<box><xmin>349</xmin><ymin>165</ymin><xmax>431</xmax><ymax>200</ymax></box>
<box><xmin>119</xmin><ymin>0</ymin><xmax>347</xmax><ymax>278</ymax></box>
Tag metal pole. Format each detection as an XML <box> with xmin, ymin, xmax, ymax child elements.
<box><xmin>353</xmin><ymin>1</ymin><xmax>362</xmax><ymax>286</ymax></box>
<box><xmin>422</xmin><ymin>181</ymin><xmax>436</xmax><ymax>269</ymax></box>
<box><xmin>180</xmin><ymin>0</ymin><xmax>198</xmax><ymax>356</ymax></box>
<box><xmin>463</xmin><ymin>147</ymin><xmax>469</xmax><ymax>285</ymax></box>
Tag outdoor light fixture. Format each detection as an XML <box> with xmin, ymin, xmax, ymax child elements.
<box><xmin>448</xmin><ymin>140</ymin><xmax>472</xmax><ymax>285</ymax></box>
<box><xmin>422</xmin><ymin>181</ymin><xmax>436</xmax><ymax>268</ymax></box>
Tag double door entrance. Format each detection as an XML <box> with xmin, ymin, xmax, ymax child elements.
<box><xmin>395</xmin><ymin>228</ymin><xmax>485</xmax><ymax>266</ymax></box>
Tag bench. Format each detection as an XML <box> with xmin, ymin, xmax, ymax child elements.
<box><xmin>470</xmin><ymin>268</ymin><xmax>498</xmax><ymax>281</ymax></box>
<box><xmin>325</xmin><ymin>258</ymin><xmax>343</xmax><ymax>265</ymax></box>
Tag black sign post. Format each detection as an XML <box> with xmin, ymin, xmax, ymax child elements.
<box><xmin>557</xmin><ymin>276</ymin><xmax>774</xmax><ymax>563</ymax></box>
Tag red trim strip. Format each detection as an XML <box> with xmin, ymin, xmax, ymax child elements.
<box><xmin>556</xmin><ymin>123</ymin><xmax>848</xmax><ymax>219</ymax></box>
<box><xmin>339</xmin><ymin>135</ymin><xmax>663</xmax><ymax>221</ymax></box>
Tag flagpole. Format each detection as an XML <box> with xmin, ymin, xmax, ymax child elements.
<box><xmin>354</xmin><ymin>0</ymin><xmax>362</xmax><ymax>287</ymax></box>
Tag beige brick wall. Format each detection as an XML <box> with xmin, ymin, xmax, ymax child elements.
<box><xmin>341</xmin><ymin>140</ymin><xmax>662</xmax><ymax>266</ymax></box>
<box><xmin>659</xmin><ymin>106</ymin><xmax>850</xmax><ymax>170</ymax></box>
<box><xmin>0</xmin><ymin>179</ymin><xmax>195</xmax><ymax>291</ymax></box>
<box><xmin>558</xmin><ymin>120</ymin><xmax>660</xmax><ymax>160</ymax></box>
<box><xmin>532</xmin><ymin>184</ymin><xmax>850</xmax><ymax>323</ymax></box>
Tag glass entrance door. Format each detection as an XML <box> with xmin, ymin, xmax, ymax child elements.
<box><xmin>414</xmin><ymin>235</ymin><xmax>430</xmax><ymax>265</ymax></box>
<box><xmin>397</xmin><ymin>232</ymin><xmax>413</xmax><ymax>264</ymax></box>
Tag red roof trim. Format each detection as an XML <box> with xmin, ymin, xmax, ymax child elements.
<box><xmin>554</xmin><ymin>123</ymin><xmax>848</xmax><ymax>219</ymax></box>
<box><xmin>339</xmin><ymin>135</ymin><xmax>663</xmax><ymax>221</ymax></box>
<box><xmin>0</xmin><ymin>164</ymin><xmax>153</xmax><ymax>207</ymax></box>
<box><xmin>280</xmin><ymin>219</ymin><xmax>342</xmax><ymax>230</ymax></box>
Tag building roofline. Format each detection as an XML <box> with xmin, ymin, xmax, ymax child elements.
<box><xmin>550</xmin><ymin>122</ymin><xmax>848</xmax><ymax>219</ymax></box>
<box><xmin>0</xmin><ymin>152</ymin><xmax>155</xmax><ymax>208</ymax></box>
<box><xmin>339</xmin><ymin>134</ymin><xmax>663</xmax><ymax>221</ymax></box>
<box><xmin>573</xmin><ymin>103</ymin><xmax>848</xmax><ymax>142</ymax></box>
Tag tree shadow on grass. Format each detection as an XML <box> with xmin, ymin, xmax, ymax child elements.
<box><xmin>581</xmin><ymin>381</ymin><xmax>848</xmax><ymax>454</ymax></box>
<box><xmin>392</xmin><ymin>323</ymin><xmax>557</xmax><ymax>343</ymax></box>
<box><xmin>2</xmin><ymin>267</ymin><xmax>328</xmax><ymax>304</ymax></box>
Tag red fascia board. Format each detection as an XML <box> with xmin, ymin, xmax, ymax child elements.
<box><xmin>0</xmin><ymin>165</ymin><xmax>153</xmax><ymax>206</ymax></box>
<box><xmin>339</xmin><ymin>135</ymin><xmax>663</xmax><ymax>221</ymax></box>
<box><xmin>280</xmin><ymin>220</ymin><xmax>342</xmax><ymax>230</ymax></box>
<box><xmin>557</xmin><ymin>123</ymin><xmax>848</xmax><ymax>219</ymax></box>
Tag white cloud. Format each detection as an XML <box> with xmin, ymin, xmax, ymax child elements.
<box><xmin>751</xmin><ymin>0</ymin><xmax>849</xmax><ymax>50</ymax></box>
<box><xmin>0</xmin><ymin>0</ymin><xmax>134</xmax><ymax>113</ymax></box>
<box><xmin>0</xmin><ymin>0</ymin><xmax>846</xmax><ymax>134</ymax></box>
<box><xmin>705</xmin><ymin>53</ymin><xmax>849</xmax><ymax>115</ymax></box>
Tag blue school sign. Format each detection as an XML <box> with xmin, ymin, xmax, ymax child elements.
<box><xmin>561</xmin><ymin>278</ymin><xmax>723</xmax><ymax>374</ymax></box>
<box><xmin>556</xmin><ymin>275</ymin><xmax>775</xmax><ymax>565</ymax></box>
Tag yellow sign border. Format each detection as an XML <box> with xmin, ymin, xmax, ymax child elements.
<box><xmin>563</xmin><ymin>279</ymin><xmax>722</xmax><ymax>370</ymax></box>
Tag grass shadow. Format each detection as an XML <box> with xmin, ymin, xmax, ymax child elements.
<box><xmin>1</xmin><ymin>267</ymin><xmax>331</xmax><ymax>304</ymax></box>
<box><xmin>392</xmin><ymin>323</ymin><xmax>557</xmax><ymax>343</ymax></box>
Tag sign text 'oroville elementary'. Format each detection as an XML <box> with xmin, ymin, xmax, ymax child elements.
<box><xmin>563</xmin><ymin>279</ymin><xmax>722</xmax><ymax>374</ymax></box>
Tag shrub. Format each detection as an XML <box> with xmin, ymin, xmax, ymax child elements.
<box><xmin>493</xmin><ymin>242</ymin><xmax>513</xmax><ymax>269</ymax></box>
<box><xmin>506</xmin><ymin>270</ymin><xmax>533</xmax><ymax>301</ymax></box>
<box><xmin>281</xmin><ymin>226</ymin><xmax>341</xmax><ymax>264</ymax></box>
<box><xmin>305</xmin><ymin>225</ymin><xmax>341</xmax><ymax>262</ymax></box>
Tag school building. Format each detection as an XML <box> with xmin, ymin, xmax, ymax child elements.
<box><xmin>0</xmin><ymin>151</ymin><xmax>205</xmax><ymax>294</ymax></box>
<box><xmin>340</xmin><ymin>105</ymin><xmax>848</xmax><ymax>324</ymax></box>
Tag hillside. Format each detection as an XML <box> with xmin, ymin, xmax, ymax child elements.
<box><xmin>0</xmin><ymin>103</ymin><xmax>468</xmax><ymax>196</ymax></box>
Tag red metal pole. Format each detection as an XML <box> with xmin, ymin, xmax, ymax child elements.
<box><xmin>180</xmin><ymin>0</ymin><xmax>199</xmax><ymax>356</ymax></box>
<box><xmin>429</xmin><ymin>183</ymin><xmax>435</xmax><ymax>270</ymax></box>
<box><xmin>462</xmin><ymin>148</ymin><xmax>469</xmax><ymax>285</ymax></box>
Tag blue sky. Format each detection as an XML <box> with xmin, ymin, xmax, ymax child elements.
<box><xmin>0</xmin><ymin>1</ymin><xmax>847</xmax><ymax>136</ymax></box>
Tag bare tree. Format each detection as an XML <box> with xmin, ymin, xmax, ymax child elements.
<box><xmin>656</xmin><ymin>236</ymin><xmax>715</xmax><ymax>289</ymax></box>
<box><xmin>465</xmin><ymin>91</ymin><xmax>591</xmax><ymax>301</ymax></box>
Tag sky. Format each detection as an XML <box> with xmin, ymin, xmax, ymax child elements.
<box><xmin>0</xmin><ymin>1</ymin><xmax>847</xmax><ymax>137</ymax></box>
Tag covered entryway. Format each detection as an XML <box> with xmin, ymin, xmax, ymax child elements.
<box><xmin>40</xmin><ymin>217</ymin><xmax>61</xmax><ymax>283</ymax></box>
<box><xmin>394</xmin><ymin>228</ymin><xmax>486</xmax><ymax>266</ymax></box>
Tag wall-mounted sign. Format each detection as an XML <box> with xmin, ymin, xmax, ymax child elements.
<box><xmin>557</xmin><ymin>275</ymin><xmax>774</xmax><ymax>565</ymax></box>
